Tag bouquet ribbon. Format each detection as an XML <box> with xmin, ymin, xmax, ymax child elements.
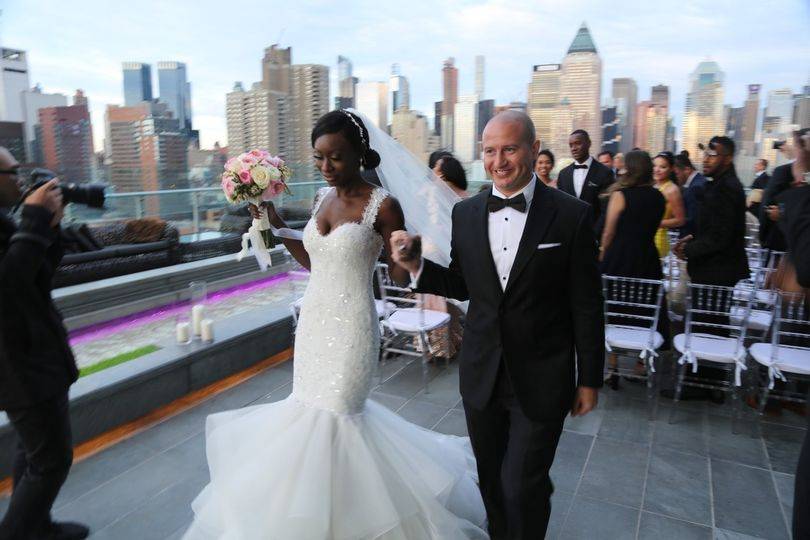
<box><xmin>236</xmin><ymin>199</ymin><xmax>304</xmax><ymax>271</ymax></box>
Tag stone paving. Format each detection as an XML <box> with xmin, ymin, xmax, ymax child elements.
<box><xmin>0</xmin><ymin>357</ymin><xmax>804</xmax><ymax>539</ymax></box>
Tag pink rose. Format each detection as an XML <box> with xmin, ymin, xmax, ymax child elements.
<box><xmin>221</xmin><ymin>177</ymin><xmax>235</xmax><ymax>200</ymax></box>
<box><xmin>268</xmin><ymin>156</ymin><xmax>282</xmax><ymax>168</ymax></box>
<box><xmin>261</xmin><ymin>180</ymin><xmax>286</xmax><ymax>201</ymax></box>
<box><xmin>238</xmin><ymin>170</ymin><xmax>252</xmax><ymax>184</ymax></box>
<box><xmin>250</xmin><ymin>149</ymin><xmax>263</xmax><ymax>157</ymax></box>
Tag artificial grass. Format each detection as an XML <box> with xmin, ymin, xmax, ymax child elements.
<box><xmin>79</xmin><ymin>344</ymin><xmax>161</xmax><ymax>378</ymax></box>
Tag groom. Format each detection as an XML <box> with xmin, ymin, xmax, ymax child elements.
<box><xmin>391</xmin><ymin>111</ymin><xmax>604</xmax><ymax>540</ymax></box>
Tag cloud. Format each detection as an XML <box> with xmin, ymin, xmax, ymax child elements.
<box><xmin>3</xmin><ymin>0</ymin><xmax>808</xmax><ymax>151</ymax></box>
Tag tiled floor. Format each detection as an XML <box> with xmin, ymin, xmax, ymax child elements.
<box><xmin>0</xmin><ymin>358</ymin><xmax>804</xmax><ymax>539</ymax></box>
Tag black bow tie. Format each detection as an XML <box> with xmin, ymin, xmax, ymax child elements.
<box><xmin>573</xmin><ymin>164</ymin><xmax>589</xmax><ymax>170</ymax></box>
<box><xmin>487</xmin><ymin>193</ymin><xmax>527</xmax><ymax>213</ymax></box>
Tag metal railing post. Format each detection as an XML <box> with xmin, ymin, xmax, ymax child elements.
<box><xmin>191</xmin><ymin>191</ymin><xmax>200</xmax><ymax>233</ymax></box>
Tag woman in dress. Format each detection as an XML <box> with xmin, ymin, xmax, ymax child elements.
<box><xmin>652</xmin><ymin>151</ymin><xmax>686</xmax><ymax>257</ymax></box>
<box><xmin>183</xmin><ymin>111</ymin><xmax>487</xmax><ymax>539</ymax></box>
<box><xmin>535</xmin><ymin>149</ymin><xmax>557</xmax><ymax>188</ymax></box>
<box><xmin>600</xmin><ymin>150</ymin><xmax>668</xmax><ymax>389</ymax></box>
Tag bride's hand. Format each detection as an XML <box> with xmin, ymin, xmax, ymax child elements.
<box><xmin>248</xmin><ymin>201</ymin><xmax>275</xmax><ymax>220</ymax></box>
<box><xmin>390</xmin><ymin>230</ymin><xmax>422</xmax><ymax>273</ymax></box>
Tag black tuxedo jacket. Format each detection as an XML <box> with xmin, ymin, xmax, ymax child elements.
<box><xmin>684</xmin><ymin>168</ymin><xmax>750</xmax><ymax>286</ymax></box>
<box><xmin>759</xmin><ymin>164</ymin><xmax>792</xmax><ymax>250</ymax></box>
<box><xmin>415</xmin><ymin>182</ymin><xmax>605</xmax><ymax>422</ymax></box>
<box><xmin>557</xmin><ymin>158</ymin><xmax>615</xmax><ymax>229</ymax></box>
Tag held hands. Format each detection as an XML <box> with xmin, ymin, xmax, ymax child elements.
<box><xmin>673</xmin><ymin>234</ymin><xmax>692</xmax><ymax>260</ymax></box>
<box><xmin>25</xmin><ymin>178</ymin><xmax>63</xmax><ymax>227</ymax></box>
<box><xmin>389</xmin><ymin>230</ymin><xmax>422</xmax><ymax>274</ymax></box>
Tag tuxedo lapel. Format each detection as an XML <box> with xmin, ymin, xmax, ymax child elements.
<box><xmin>558</xmin><ymin>166</ymin><xmax>574</xmax><ymax>197</ymax></box>
<box><xmin>580</xmin><ymin>161</ymin><xmax>599</xmax><ymax>201</ymax></box>
<box><xmin>472</xmin><ymin>190</ymin><xmax>504</xmax><ymax>298</ymax></box>
<box><xmin>504</xmin><ymin>183</ymin><xmax>557</xmax><ymax>294</ymax></box>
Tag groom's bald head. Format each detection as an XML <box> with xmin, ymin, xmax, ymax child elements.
<box><xmin>484</xmin><ymin>111</ymin><xmax>536</xmax><ymax>147</ymax></box>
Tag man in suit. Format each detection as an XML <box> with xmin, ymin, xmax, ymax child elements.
<box><xmin>673</xmin><ymin>151</ymin><xmax>708</xmax><ymax>238</ymax></box>
<box><xmin>0</xmin><ymin>147</ymin><xmax>89</xmax><ymax>540</ymax></box>
<box><xmin>674</xmin><ymin>136</ymin><xmax>749</xmax><ymax>287</ymax></box>
<box><xmin>747</xmin><ymin>158</ymin><xmax>770</xmax><ymax>218</ymax></box>
<box><xmin>557</xmin><ymin>130</ymin><xmax>615</xmax><ymax>233</ymax></box>
<box><xmin>391</xmin><ymin>112</ymin><xmax>604</xmax><ymax>540</ymax></box>
<box><xmin>597</xmin><ymin>150</ymin><xmax>616</xmax><ymax>176</ymax></box>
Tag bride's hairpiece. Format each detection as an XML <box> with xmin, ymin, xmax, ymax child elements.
<box><xmin>341</xmin><ymin>110</ymin><xmax>368</xmax><ymax>151</ymax></box>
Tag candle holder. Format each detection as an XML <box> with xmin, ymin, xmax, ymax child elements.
<box><xmin>175</xmin><ymin>312</ymin><xmax>192</xmax><ymax>345</ymax></box>
<box><xmin>189</xmin><ymin>281</ymin><xmax>208</xmax><ymax>339</ymax></box>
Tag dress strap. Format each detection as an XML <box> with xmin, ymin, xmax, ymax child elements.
<box><xmin>361</xmin><ymin>187</ymin><xmax>390</xmax><ymax>227</ymax></box>
<box><xmin>312</xmin><ymin>186</ymin><xmax>334</xmax><ymax>216</ymax></box>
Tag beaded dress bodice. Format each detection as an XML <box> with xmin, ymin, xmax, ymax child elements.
<box><xmin>291</xmin><ymin>186</ymin><xmax>388</xmax><ymax>414</ymax></box>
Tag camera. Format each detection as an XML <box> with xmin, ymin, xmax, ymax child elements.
<box><xmin>773</xmin><ymin>140</ymin><xmax>786</xmax><ymax>150</ymax></box>
<box><xmin>22</xmin><ymin>168</ymin><xmax>106</xmax><ymax>209</ymax></box>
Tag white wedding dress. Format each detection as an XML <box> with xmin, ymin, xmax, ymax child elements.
<box><xmin>183</xmin><ymin>187</ymin><xmax>488</xmax><ymax>540</ymax></box>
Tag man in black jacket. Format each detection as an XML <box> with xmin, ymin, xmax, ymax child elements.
<box><xmin>747</xmin><ymin>158</ymin><xmax>769</xmax><ymax>218</ymax></box>
<box><xmin>674</xmin><ymin>136</ymin><xmax>749</xmax><ymax>286</ymax></box>
<box><xmin>557</xmin><ymin>130</ymin><xmax>615</xmax><ymax>233</ymax></box>
<box><xmin>0</xmin><ymin>147</ymin><xmax>88</xmax><ymax>540</ymax></box>
<box><xmin>391</xmin><ymin>112</ymin><xmax>604</xmax><ymax>539</ymax></box>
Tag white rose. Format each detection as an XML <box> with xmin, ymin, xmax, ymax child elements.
<box><xmin>251</xmin><ymin>166</ymin><xmax>270</xmax><ymax>189</ymax></box>
<box><xmin>266</xmin><ymin>165</ymin><xmax>281</xmax><ymax>181</ymax></box>
<box><xmin>226</xmin><ymin>158</ymin><xmax>242</xmax><ymax>174</ymax></box>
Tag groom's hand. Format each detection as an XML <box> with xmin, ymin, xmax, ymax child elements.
<box><xmin>390</xmin><ymin>230</ymin><xmax>422</xmax><ymax>274</ymax></box>
<box><xmin>571</xmin><ymin>386</ymin><xmax>598</xmax><ymax>417</ymax></box>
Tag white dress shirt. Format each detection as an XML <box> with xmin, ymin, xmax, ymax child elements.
<box><xmin>573</xmin><ymin>156</ymin><xmax>593</xmax><ymax>198</ymax></box>
<box><xmin>410</xmin><ymin>175</ymin><xmax>538</xmax><ymax>291</ymax></box>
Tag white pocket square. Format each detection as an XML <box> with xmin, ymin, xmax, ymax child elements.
<box><xmin>536</xmin><ymin>242</ymin><xmax>561</xmax><ymax>250</ymax></box>
<box><xmin>587</xmin><ymin>181</ymin><xmax>598</xmax><ymax>188</ymax></box>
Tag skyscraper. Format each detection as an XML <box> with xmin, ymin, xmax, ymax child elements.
<box><xmin>336</xmin><ymin>55</ymin><xmax>357</xmax><ymax>109</ymax></box>
<box><xmin>794</xmin><ymin>84</ymin><xmax>810</xmax><ymax>129</ymax></box>
<box><xmin>391</xmin><ymin>108</ymin><xmax>430</xmax><ymax>161</ymax></box>
<box><xmin>20</xmin><ymin>84</ymin><xmax>67</xmax><ymax>161</ymax></box>
<box><xmin>0</xmin><ymin>122</ymin><xmax>26</xmax><ymax>163</ymax></box>
<box><xmin>262</xmin><ymin>45</ymin><xmax>292</xmax><ymax>94</ymax></box>
<box><xmin>389</xmin><ymin>64</ymin><xmax>410</xmax><ymax>116</ymax></box>
<box><xmin>0</xmin><ymin>48</ymin><xmax>30</xmax><ymax>123</ymax></box>
<box><xmin>612</xmin><ymin>78</ymin><xmax>638</xmax><ymax>152</ymax></box>
<box><xmin>290</xmin><ymin>64</ymin><xmax>329</xmax><ymax>176</ymax></box>
<box><xmin>725</xmin><ymin>105</ymin><xmax>745</xmax><ymax>153</ymax></box>
<box><xmin>453</xmin><ymin>95</ymin><xmax>479</xmax><ymax>163</ymax></box>
<box><xmin>651</xmin><ymin>84</ymin><xmax>669</xmax><ymax>108</ymax></box>
<box><xmin>226</xmin><ymin>82</ymin><xmax>291</xmax><ymax>159</ymax></box>
<box><xmin>36</xmin><ymin>98</ymin><xmax>94</xmax><ymax>183</ymax></box>
<box><xmin>601</xmin><ymin>105</ymin><xmax>619</xmax><ymax>154</ymax></box>
<box><xmin>122</xmin><ymin>62</ymin><xmax>153</xmax><ymax>106</ymax></box>
<box><xmin>356</xmin><ymin>81</ymin><xmax>388</xmax><ymax>130</ymax></box>
<box><xmin>740</xmin><ymin>84</ymin><xmax>760</xmax><ymax>155</ymax></box>
<box><xmin>634</xmin><ymin>101</ymin><xmax>668</xmax><ymax>152</ymax></box>
<box><xmin>528</xmin><ymin>64</ymin><xmax>561</xmax><ymax>149</ymax></box>
<box><xmin>681</xmin><ymin>60</ymin><xmax>725</xmax><ymax>159</ymax></box>
<box><xmin>477</xmin><ymin>99</ymin><xmax>495</xmax><ymax>141</ymax></box>
<box><xmin>441</xmin><ymin>58</ymin><xmax>458</xmax><ymax>150</ymax></box>
<box><xmin>157</xmin><ymin>61</ymin><xmax>192</xmax><ymax>133</ymax></box>
<box><xmin>766</xmin><ymin>88</ymin><xmax>795</xmax><ymax>131</ymax></box>
<box><xmin>475</xmin><ymin>55</ymin><xmax>485</xmax><ymax>97</ymax></box>
<box><xmin>560</xmin><ymin>23</ymin><xmax>602</xmax><ymax>151</ymax></box>
<box><xmin>434</xmin><ymin>101</ymin><xmax>442</xmax><ymax>136</ymax></box>
<box><xmin>106</xmin><ymin>101</ymin><xmax>189</xmax><ymax>214</ymax></box>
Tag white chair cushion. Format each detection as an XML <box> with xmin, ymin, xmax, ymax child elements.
<box><xmin>375</xmin><ymin>299</ymin><xmax>396</xmax><ymax>318</ymax></box>
<box><xmin>730</xmin><ymin>306</ymin><xmax>773</xmax><ymax>332</ymax></box>
<box><xmin>605</xmin><ymin>325</ymin><xmax>664</xmax><ymax>352</ymax></box>
<box><xmin>749</xmin><ymin>343</ymin><xmax>810</xmax><ymax>375</ymax></box>
<box><xmin>386</xmin><ymin>308</ymin><xmax>451</xmax><ymax>332</ymax></box>
<box><xmin>673</xmin><ymin>333</ymin><xmax>744</xmax><ymax>364</ymax></box>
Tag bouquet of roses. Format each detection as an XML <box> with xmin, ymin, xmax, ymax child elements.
<box><xmin>221</xmin><ymin>149</ymin><xmax>292</xmax><ymax>269</ymax></box>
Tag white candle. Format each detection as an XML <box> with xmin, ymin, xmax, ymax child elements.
<box><xmin>191</xmin><ymin>304</ymin><xmax>205</xmax><ymax>335</ymax></box>
<box><xmin>175</xmin><ymin>322</ymin><xmax>190</xmax><ymax>344</ymax></box>
<box><xmin>201</xmin><ymin>319</ymin><xmax>214</xmax><ymax>342</ymax></box>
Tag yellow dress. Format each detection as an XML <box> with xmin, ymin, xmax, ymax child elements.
<box><xmin>654</xmin><ymin>181</ymin><xmax>674</xmax><ymax>257</ymax></box>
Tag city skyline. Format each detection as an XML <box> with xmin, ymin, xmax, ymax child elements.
<box><xmin>3</xmin><ymin>0</ymin><xmax>809</xmax><ymax>151</ymax></box>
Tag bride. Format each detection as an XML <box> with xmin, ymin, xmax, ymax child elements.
<box><xmin>182</xmin><ymin>110</ymin><xmax>488</xmax><ymax>539</ymax></box>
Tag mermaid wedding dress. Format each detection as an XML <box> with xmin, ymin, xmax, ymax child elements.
<box><xmin>183</xmin><ymin>187</ymin><xmax>487</xmax><ymax>539</ymax></box>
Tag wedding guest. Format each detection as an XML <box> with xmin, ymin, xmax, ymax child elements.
<box><xmin>761</xmin><ymin>128</ymin><xmax>810</xmax><ymax>250</ymax></box>
<box><xmin>558</xmin><ymin>130</ymin><xmax>615</xmax><ymax>233</ymax></box>
<box><xmin>436</xmin><ymin>155</ymin><xmax>469</xmax><ymax>198</ymax></box>
<box><xmin>428</xmin><ymin>149</ymin><xmax>453</xmax><ymax>170</ymax></box>
<box><xmin>673</xmin><ymin>150</ymin><xmax>707</xmax><ymax>238</ymax></box>
<box><xmin>652</xmin><ymin>151</ymin><xmax>686</xmax><ymax>256</ymax></box>
<box><xmin>535</xmin><ymin>149</ymin><xmax>557</xmax><ymax>188</ymax></box>
<box><xmin>614</xmin><ymin>153</ymin><xmax>626</xmax><ymax>176</ymax></box>
<box><xmin>598</xmin><ymin>150</ymin><xmax>616</xmax><ymax>175</ymax></box>
<box><xmin>747</xmin><ymin>158</ymin><xmax>769</xmax><ymax>217</ymax></box>
<box><xmin>599</xmin><ymin>150</ymin><xmax>667</xmax><ymax>388</ymax></box>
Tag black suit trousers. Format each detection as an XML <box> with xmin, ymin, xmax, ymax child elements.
<box><xmin>464</xmin><ymin>362</ymin><xmax>565</xmax><ymax>540</ymax></box>
<box><xmin>0</xmin><ymin>392</ymin><xmax>73</xmax><ymax>540</ymax></box>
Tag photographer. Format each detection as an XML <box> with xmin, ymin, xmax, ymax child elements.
<box><xmin>0</xmin><ymin>147</ymin><xmax>88</xmax><ymax>540</ymax></box>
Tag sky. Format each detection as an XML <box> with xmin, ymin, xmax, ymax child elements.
<box><xmin>2</xmin><ymin>0</ymin><xmax>809</xmax><ymax>151</ymax></box>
